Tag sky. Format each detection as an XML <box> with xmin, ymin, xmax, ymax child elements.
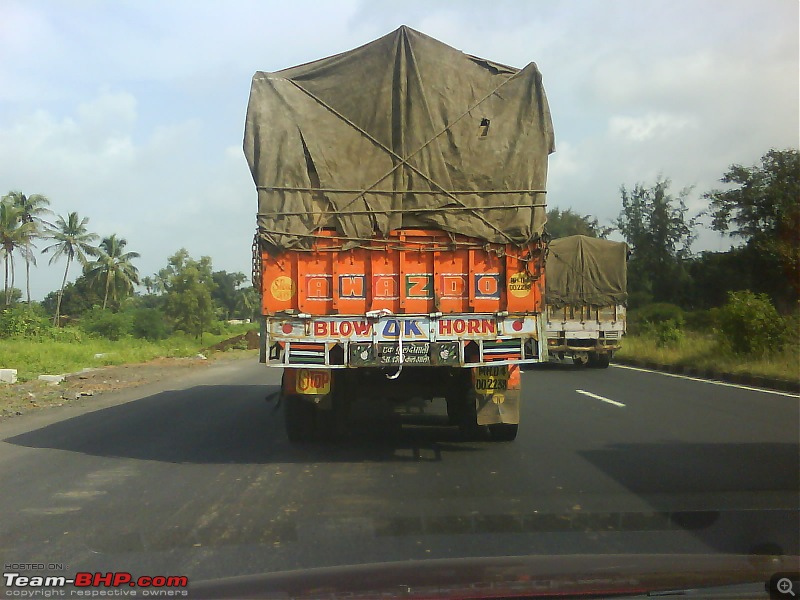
<box><xmin>1</xmin><ymin>0</ymin><xmax>797</xmax><ymax>301</ymax></box>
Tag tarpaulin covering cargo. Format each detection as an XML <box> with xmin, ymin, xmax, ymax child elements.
<box><xmin>244</xmin><ymin>25</ymin><xmax>555</xmax><ymax>252</ymax></box>
<box><xmin>546</xmin><ymin>235</ymin><xmax>629</xmax><ymax>307</ymax></box>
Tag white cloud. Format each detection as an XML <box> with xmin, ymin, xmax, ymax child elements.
<box><xmin>0</xmin><ymin>0</ymin><xmax>797</xmax><ymax>300</ymax></box>
<box><xmin>608</xmin><ymin>113</ymin><xmax>699</xmax><ymax>142</ymax></box>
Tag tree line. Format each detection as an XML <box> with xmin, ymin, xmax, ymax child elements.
<box><xmin>3</xmin><ymin>147</ymin><xmax>796</xmax><ymax>342</ymax></box>
<box><xmin>546</xmin><ymin>148</ymin><xmax>799</xmax><ymax>313</ymax></box>
<box><xmin>0</xmin><ymin>193</ymin><xmax>257</xmax><ymax>340</ymax></box>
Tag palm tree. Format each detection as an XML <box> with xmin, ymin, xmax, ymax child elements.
<box><xmin>4</xmin><ymin>191</ymin><xmax>52</xmax><ymax>303</ymax></box>
<box><xmin>141</xmin><ymin>275</ymin><xmax>155</xmax><ymax>295</ymax></box>
<box><xmin>0</xmin><ymin>198</ymin><xmax>36</xmax><ymax>305</ymax></box>
<box><xmin>235</xmin><ymin>286</ymin><xmax>259</xmax><ymax>321</ymax></box>
<box><xmin>84</xmin><ymin>234</ymin><xmax>140</xmax><ymax>310</ymax></box>
<box><xmin>41</xmin><ymin>212</ymin><xmax>99</xmax><ymax>325</ymax></box>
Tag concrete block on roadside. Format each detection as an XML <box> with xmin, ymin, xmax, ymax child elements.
<box><xmin>38</xmin><ymin>374</ymin><xmax>66</xmax><ymax>384</ymax></box>
<box><xmin>0</xmin><ymin>369</ymin><xmax>17</xmax><ymax>384</ymax></box>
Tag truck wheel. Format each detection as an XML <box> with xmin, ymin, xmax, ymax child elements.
<box><xmin>488</xmin><ymin>423</ymin><xmax>518</xmax><ymax>441</ymax></box>
<box><xmin>573</xmin><ymin>352</ymin><xmax>589</xmax><ymax>368</ymax></box>
<box><xmin>588</xmin><ymin>352</ymin><xmax>611</xmax><ymax>369</ymax></box>
<box><xmin>284</xmin><ymin>394</ymin><xmax>316</xmax><ymax>442</ymax></box>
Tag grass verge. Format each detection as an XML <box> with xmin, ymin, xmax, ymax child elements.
<box><xmin>0</xmin><ymin>331</ymin><xmax>249</xmax><ymax>381</ymax></box>
<box><xmin>616</xmin><ymin>332</ymin><xmax>799</xmax><ymax>383</ymax></box>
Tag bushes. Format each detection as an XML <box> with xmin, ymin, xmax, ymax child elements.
<box><xmin>131</xmin><ymin>308</ymin><xmax>171</xmax><ymax>340</ymax></box>
<box><xmin>0</xmin><ymin>306</ymin><xmax>50</xmax><ymax>338</ymax></box>
<box><xmin>715</xmin><ymin>291</ymin><xmax>787</xmax><ymax>355</ymax></box>
<box><xmin>630</xmin><ymin>293</ymin><xmax>794</xmax><ymax>355</ymax></box>
<box><xmin>628</xmin><ymin>303</ymin><xmax>685</xmax><ymax>346</ymax></box>
<box><xmin>631</xmin><ymin>293</ymin><xmax>790</xmax><ymax>356</ymax></box>
<box><xmin>80</xmin><ymin>307</ymin><xmax>132</xmax><ymax>341</ymax></box>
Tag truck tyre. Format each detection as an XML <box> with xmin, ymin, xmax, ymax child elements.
<box><xmin>284</xmin><ymin>394</ymin><xmax>316</xmax><ymax>442</ymax></box>
<box><xmin>595</xmin><ymin>353</ymin><xmax>611</xmax><ymax>369</ymax></box>
<box><xmin>588</xmin><ymin>352</ymin><xmax>611</xmax><ymax>369</ymax></box>
<box><xmin>488</xmin><ymin>423</ymin><xmax>518</xmax><ymax>441</ymax></box>
<box><xmin>573</xmin><ymin>352</ymin><xmax>589</xmax><ymax>368</ymax></box>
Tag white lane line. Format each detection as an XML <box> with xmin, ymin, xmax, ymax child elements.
<box><xmin>612</xmin><ymin>364</ymin><xmax>800</xmax><ymax>399</ymax></box>
<box><xmin>576</xmin><ymin>389</ymin><xmax>625</xmax><ymax>407</ymax></box>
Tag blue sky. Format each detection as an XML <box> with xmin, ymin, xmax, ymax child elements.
<box><xmin>1</xmin><ymin>0</ymin><xmax>797</xmax><ymax>300</ymax></box>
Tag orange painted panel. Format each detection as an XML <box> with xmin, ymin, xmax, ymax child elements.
<box><xmin>260</xmin><ymin>230</ymin><xmax>545</xmax><ymax>316</ymax></box>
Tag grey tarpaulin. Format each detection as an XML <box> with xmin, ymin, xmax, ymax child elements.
<box><xmin>244</xmin><ymin>25</ymin><xmax>555</xmax><ymax>252</ymax></box>
<box><xmin>546</xmin><ymin>236</ymin><xmax>629</xmax><ymax>307</ymax></box>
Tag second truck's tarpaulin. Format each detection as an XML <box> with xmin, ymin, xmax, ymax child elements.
<box><xmin>546</xmin><ymin>236</ymin><xmax>629</xmax><ymax>307</ymax></box>
<box><xmin>244</xmin><ymin>26</ymin><xmax>555</xmax><ymax>252</ymax></box>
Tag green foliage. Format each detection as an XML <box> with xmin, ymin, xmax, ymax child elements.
<box><xmin>0</xmin><ymin>305</ymin><xmax>50</xmax><ymax>338</ymax></box>
<box><xmin>80</xmin><ymin>307</ymin><xmax>132</xmax><ymax>341</ymax></box>
<box><xmin>0</xmin><ymin>196</ymin><xmax>38</xmax><ymax>305</ymax></box>
<box><xmin>616</xmin><ymin>178</ymin><xmax>697</xmax><ymax>305</ymax></box>
<box><xmin>0</xmin><ymin>304</ymin><xmax>84</xmax><ymax>342</ymax></box>
<box><xmin>4</xmin><ymin>287</ymin><xmax>22</xmax><ymax>305</ymax></box>
<box><xmin>683</xmin><ymin>308</ymin><xmax>717</xmax><ymax>333</ymax></box>
<box><xmin>130</xmin><ymin>308</ymin><xmax>170</xmax><ymax>340</ymax></box>
<box><xmin>0</xmin><ymin>330</ymin><xmax>251</xmax><ymax>381</ymax></box>
<box><xmin>628</xmin><ymin>302</ymin><xmax>685</xmax><ymax>346</ymax></box>
<box><xmin>41</xmin><ymin>211</ymin><xmax>99</xmax><ymax>325</ymax></box>
<box><xmin>211</xmin><ymin>270</ymin><xmax>247</xmax><ymax>320</ymax></box>
<box><xmin>780</xmin><ymin>311</ymin><xmax>800</xmax><ymax>350</ymax></box>
<box><xmin>684</xmin><ymin>249</ymin><xmax>753</xmax><ymax>310</ymax></box>
<box><xmin>715</xmin><ymin>291</ymin><xmax>786</xmax><ymax>355</ymax></box>
<box><xmin>618</xmin><ymin>331</ymin><xmax>798</xmax><ymax>383</ymax></box>
<box><xmin>3</xmin><ymin>191</ymin><xmax>51</xmax><ymax>304</ymax></box>
<box><xmin>41</xmin><ymin>274</ymin><xmax>105</xmax><ymax>318</ymax></box>
<box><xmin>704</xmin><ymin>148</ymin><xmax>799</xmax><ymax>306</ymax></box>
<box><xmin>235</xmin><ymin>286</ymin><xmax>259</xmax><ymax>321</ymax></box>
<box><xmin>160</xmin><ymin>249</ymin><xmax>217</xmax><ymax>340</ymax></box>
<box><xmin>632</xmin><ymin>303</ymin><xmax>685</xmax><ymax>325</ymax></box>
<box><xmin>628</xmin><ymin>303</ymin><xmax>684</xmax><ymax>333</ymax></box>
<box><xmin>650</xmin><ymin>320</ymin><xmax>684</xmax><ymax>347</ymax></box>
<box><xmin>546</xmin><ymin>208</ymin><xmax>612</xmax><ymax>239</ymax></box>
<box><xmin>83</xmin><ymin>234</ymin><xmax>140</xmax><ymax>310</ymax></box>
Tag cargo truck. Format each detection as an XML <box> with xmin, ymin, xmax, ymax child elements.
<box><xmin>244</xmin><ymin>26</ymin><xmax>555</xmax><ymax>441</ymax></box>
<box><xmin>544</xmin><ymin>235</ymin><xmax>629</xmax><ymax>368</ymax></box>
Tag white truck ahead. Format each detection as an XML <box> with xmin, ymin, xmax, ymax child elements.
<box><xmin>544</xmin><ymin>235</ymin><xmax>628</xmax><ymax>368</ymax></box>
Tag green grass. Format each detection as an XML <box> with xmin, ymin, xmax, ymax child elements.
<box><xmin>0</xmin><ymin>329</ymin><xmax>249</xmax><ymax>381</ymax></box>
<box><xmin>617</xmin><ymin>331</ymin><xmax>800</xmax><ymax>382</ymax></box>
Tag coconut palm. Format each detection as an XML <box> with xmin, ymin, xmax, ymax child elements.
<box><xmin>4</xmin><ymin>191</ymin><xmax>52</xmax><ymax>303</ymax></box>
<box><xmin>141</xmin><ymin>275</ymin><xmax>155</xmax><ymax>295</ymax></box>
<box><xmin>0</xmin><ymin>198</ymin><xmax>36</xmax><ymax>305</ymax></box>
<box><xmin>235</xmin><ymin>286</ymin><xmax>259</xmax><ymax>320</ymax></box>
<box><xmin>84</xmin><ymin>234</ymin><xmax>141</xmax><ymax>310</ymax></box>
<box><xmin>41</xmin><ymin>212</ymin><xmax>99</xmax><ymax>325</ymax></box>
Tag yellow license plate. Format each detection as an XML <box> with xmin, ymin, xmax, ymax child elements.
<box><xmin>295</xmin><ymin>369</ymin><xmax>332</xmax><ymax>395</ymax></box>
<box><xmin>474</xmin><ymin>365</ymin><xmax>509</xmax><ymax>394</ymax></box>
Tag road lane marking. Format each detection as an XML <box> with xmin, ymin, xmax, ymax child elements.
<box><xmin>576</xmin><ymin>389</ymin><xmax>625</xmax><ymax>407</ymax></box>
<box><xmin>612</xmin><ymin>364</ymin><xmax>800</xmax><ymax>398</ymax></box>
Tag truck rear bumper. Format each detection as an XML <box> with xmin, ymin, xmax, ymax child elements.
<box><xmin>546</xmin><ymin>332</ymin><xmax>623</xmax><ymax>354</ymax></box>
<box><xmin>261</xmin><ymin>313</ymin><xmax>547</xmax><ymax>368</ymax></box>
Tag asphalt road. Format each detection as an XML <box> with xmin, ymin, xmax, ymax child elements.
<box><xmin>0</xmin><ymin>358</ymin><xmax>797</xmax><ymax>584</ymax></box>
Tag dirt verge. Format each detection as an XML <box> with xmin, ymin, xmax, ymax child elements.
<box><xmin>0</xmin><ymin>351</ymin><xmax>256</xmax><ymax>420</ymax></box>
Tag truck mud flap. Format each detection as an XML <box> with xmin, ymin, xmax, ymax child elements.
<box><xmin>472</xmin><ymin>365</ymin><xmax>521</xmax><ymax>425</ymax></box>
